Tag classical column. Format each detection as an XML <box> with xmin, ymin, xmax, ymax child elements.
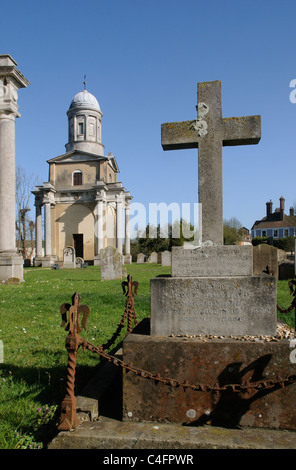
<box><xmin>0</xmin><ymin>55</ymin><xmax>29</xmax><ymax>281</ymax></box>
<box><xmin>124</xmin><ymin>197</ymin><xmax>132</xmax><ymax>263</ymax></box>
<box><xmin>95</xmin><ymin>197</ymin><xmax>104</xmax><ymax>254</ymax></box>
<box><xmin>44</xmin><ymin>201</ymin><xmax>52</xmax><ymax>257</ymax></box>
<box><xmin>116</xmin><ymin>194</ymin><xmax>123</xmax><ymax>254</ymax></box>
<box><xmin>0</xmin><ymin>113</ymin><xmax>17</xmax><ymax>253</ymax></box>
<box><xmin>35</xmin><ymin>203</ymin><xmax>42</xmax><ymax>257</ymax></box>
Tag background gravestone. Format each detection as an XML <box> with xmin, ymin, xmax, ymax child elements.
<box><xmin>137</xmin><ymin>253</ymin><xmax>145</xmax><ymax>264</ymax></box>
<box><xmin>100</xmin><ymin>246</ymin><xmax>122</xmax><ymax>280</ymax></box>
<box><xmin>63</xmin><ymin>246</ymin><xmax>76</xmax><ymax>269</ymax></box>
<box><xmin>149</xmin><ymin>252</ymin><xmax>158</xmax><ymax>263</ymax></box>
<box><xmin>253</xmin><ymin>244</ymin><xmax>288</xmax><ymax>280</ymax></box>
<box><xmin>161</xmin><ymin>250</ymin><xmax>171</xmax><ymax>266</ymax></box>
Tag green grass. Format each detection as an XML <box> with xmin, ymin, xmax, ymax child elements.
<box><xmin>0</xmin><ymin>263</ymin><xmax>170</xmax><ymax>449</ymax></box>
<box><xmin>0</xmin><ymin>265</ymin><xmax>294</xmax><ymax>449</ymax></box>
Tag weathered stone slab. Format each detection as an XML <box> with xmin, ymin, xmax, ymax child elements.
<box><xmin>253</xmin><ymin>244</ymin><xmax>287</xmax><ymax>280</ymax></box>
<box><xmin>150</xmin><ymin>275</ymin><xmax>277</xmax><ymax>336</ymax></box>
<box><xmin>100</xmin><ymin>246</ymin><xmax>122</xmax><ymax>281</ymax></box>
<box><xmin>161</xmin><ymin>250</ymin><xmax>171</xmax><ymax>266</ymax></box>
<box><xmin>172</xmin><ymin>245</ymin><xmax>253</xmax><ymax>277</ymax></box>
<box><xmin>123</xmin><ymin>321</ymin><xmax>296</xmax><ymax>430</ymax></box>
<box><xmin>0</xmin><ymin>254</ymin><xmax>23</xmax><ymax>282</ymax></box>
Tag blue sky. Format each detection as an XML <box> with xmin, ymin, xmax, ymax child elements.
<box><xmin>2</xmin><ymin>0</ymin><xmax>296</xmax><ymax>232</ymax></box>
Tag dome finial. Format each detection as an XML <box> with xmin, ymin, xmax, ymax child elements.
<box><xmin>83</xmin><ymin>74</ymin><xmax>86</xmax><ymax>90</ymax></box>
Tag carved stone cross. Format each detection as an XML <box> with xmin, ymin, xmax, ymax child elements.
<box><xmin>161</xmin><ymin>80</ymin><xmax>261</xmax><ymax>245</ymax></box>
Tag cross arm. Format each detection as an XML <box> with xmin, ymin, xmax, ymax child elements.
<box><xmin>161</xmin><ymin>121</ymin><xmax>200</xmax><ymax>150</ymax></box>
<box><xmin>222</xmin><ymin>115</ymin><xmax>261</xmax><ymax>146</ymax></box>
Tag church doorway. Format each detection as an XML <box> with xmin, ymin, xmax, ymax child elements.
<box><xmin>73</xmin><ymin>234</ymin><xmax>83</xmax><ymax>258</ymax></box>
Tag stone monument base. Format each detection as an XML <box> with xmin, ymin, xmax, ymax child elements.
<box><xmin>151</xmin><ymin>275</ymin><xmax>277</xmax><ymax>337</ymax></box>
<box><xmin>124</xmin><ymin>254</ymin><xmax>132</xmax><ymax>264</ymax></box>
<box><xmin>122</xmin><ymin>319</ymin><xmax>296</xmax><ymax>431</ymax></box>
<box><xmin>93</xmin><ymin>255</ymin><xmax>101</xmax><ymax>266</ymax></box>
<box><xmin>34</xmin><ymin>255</ymin><xmax>58</xmax><ymax>268</ymax></box>
<box><xmin>0</xmin><ymin>253</ymin><xmax>23</xmax><ymax>282</ymax></box>
<box><xmin>100</xmin><ymin>246</ymin><xmax>122</xmax><ymax>280</ymax></box>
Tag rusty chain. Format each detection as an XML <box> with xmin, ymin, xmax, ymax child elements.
<box><xmin>58</xmin><ymin>277</ymin><xmax>296</xmax><ymax>429</ymax></box>
<box><xmin>82</xmin><ymin>338</ymin><xmax>296</xmax><ymax>394</ymax></box>
<box><xmin>101</xmin><ymin>274</ymin><xmax>138</xmax><ymax>350</ymax></box>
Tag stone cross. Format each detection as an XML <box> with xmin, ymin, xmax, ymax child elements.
<box><xmin>161</xmin><ymin>80</ymin><xmax>261</xmax><ymax>245</ymax></box>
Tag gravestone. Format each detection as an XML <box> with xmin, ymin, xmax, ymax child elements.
<box><xmin>150</xmin><ymin>80</ymin><xmax>276</xmax><ymax>337</ymax></box>
<box><xmin>76</xmin><ymin>257</ymin><xmax>85</xmax><ymax>268</ymax></box>
<box><xmin>149</xmin><ymin>252</ymin><xmax>158</xmax><ymax>263</ymax></box>
<box><xmin>161</xmin><ymin>250</ymin><xmax>171</xmax><ymax>266</ymax></box>
<box><xmin>100</xmin><ymin>246</ymin><xmax>122</xmax><ymax>280</ymax></box>
<box><xmin>123</xmin><ymin>81</ymin><xmax>292</xmax><ymax>430</ymax></box>
<box><xmin>63</xmin><ymin>246</ymin><xmax>76</xmax><ymax>269</ymax></box>
<box><xmin>253</xmin><ymin>244</ymin><xmax>279</xmax><ymax>278</ymax></box>
<box><xmin>137</xmin><ymin>253</ymin><xmax>145</xmax><ymax>264</ymax></box>
<box><xmin>161</xmin><ymin>80</ymin><xmax>261</xmax><ymax>245</ymax></box>
<box><xmin>253</xmin><ymin>244</ymin><xmax>289</xmax><ymax>280</ymax></box>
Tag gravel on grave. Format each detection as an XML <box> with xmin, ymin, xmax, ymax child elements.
<box><xmin>168</xmin><ymin>322</ymin><xmax>295</xmax><ymax>342</ymax></box>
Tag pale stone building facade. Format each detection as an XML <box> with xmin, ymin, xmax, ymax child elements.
<box><xmin>33</xmin><ymin>88</ymin><xmax>132</xmax><ymax>266</ymax></box>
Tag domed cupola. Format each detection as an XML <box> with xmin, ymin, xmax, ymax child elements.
<box><xmin>65</xmin><ymin>87</ymin><xmax>104</xmax><ymax>155</ymax></box>
<box><xmin>69</xmin><ymin>89</ymin><xmax>101</xmax><ymax>112</ymax></box>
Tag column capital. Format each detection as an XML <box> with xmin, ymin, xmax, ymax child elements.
<box><xmin>0</xmin><ymin>55</ymin><xmax>30</xmax><ymax>117</ymax></box>
<box><xmin>116</xmin><ymin>192</ymin><xmax>124</xmax><ymax>203</ymax></box>
<box><xmin>95</xmin><ymin>189</ymin><xmax>106</xmax><ymax>202</ymax></box>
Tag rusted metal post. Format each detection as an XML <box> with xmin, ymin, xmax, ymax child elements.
<box><xmin>122</xmin><ymin>274</ymin><xmax>138</xmax><ymax>333</ymax></box>
<box><xmin>58</xmin><ymin>292</ymin><xmax>89</xmax><ymax>431</ymax></box>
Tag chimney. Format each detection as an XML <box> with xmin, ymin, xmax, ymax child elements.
<box><xmin>290</xmin><ymin>207</ymin><xmax>294</xmax><ymax>217</ymax></box>
<box><xmin>266</xmin><ymin>200</ymin><xmax>273</xmax><ymax>218</ymax></box>
<box><xmin>280</xmin><ymin>196</ymin><xmax>285</xmax><ymax>220</ymax></box>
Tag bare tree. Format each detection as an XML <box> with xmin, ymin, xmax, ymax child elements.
<box><xmin>15</xmin><ymin>166</ymin><xmax>38</xmax><ymax>259</ymax></box>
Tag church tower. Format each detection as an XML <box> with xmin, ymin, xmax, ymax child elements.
<box><xmin>65</xmin><ymin>88</ymin><xmax>104</xmax><ymax>155</ymax></box>
<box><xmin>32</xmin><ymin>85</ymin><xmax>132</xmax><ymax>267</ymax></box>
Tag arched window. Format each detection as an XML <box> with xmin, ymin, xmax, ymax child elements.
<box><xmin>73</xmin><ymin>170</ymin><xmax>82</xmax><ymax>186</ymax></box>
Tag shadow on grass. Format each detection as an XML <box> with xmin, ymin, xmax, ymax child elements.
<box><xmin>0</xmin><ymin>360</ymin><xmax>102</xmax><ymax>448</ymax></box>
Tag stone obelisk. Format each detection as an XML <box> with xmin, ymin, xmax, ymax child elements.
<box><xmin>0</xmin><ymin>55</ymin><xmax>30</xmax><ymax>282</ymax></box>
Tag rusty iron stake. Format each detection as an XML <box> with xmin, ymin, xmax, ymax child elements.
<box><xmin>57</xmin><ymin>292</ymin><xmax>89</xmax><ymax>431</ymax></box>
<box><xmin>102</xmin><ymin>275</ymin><xmax>139</xmax><ymax>350</ymax></box>
<box><xmin>122</xmin><ymin>274</ymin><xmax>139</xmax><ymax>333</ymax></box>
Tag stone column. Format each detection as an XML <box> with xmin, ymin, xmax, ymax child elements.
<box><xmin>0</xmin><ymin>55</ymin><xmax>29</xmax><ymax>282</ymax></box>
<box><xmin>96</xmin><ymin>199</ymin><xmax>104</xmax><ymax>253</ymax></box>
<box><xmin>39</xmin><ymin>185</ymin><xmax>57</xmax><ymax>267</ymax></box>
<box><xmin>0</xmin><ymin>113</ymin><xmax>17</xmax><ymax>252</ymax></box>
<box><xmin>44</xmin><ymin>201</ymin><xmax>51</xmax><ymax>257</ymax></box>
<box><xmin>116</xmin><ymin>194</ymin><xmax>123</xmax><ymax>255</ymax></box>
<box><xmin>124</xmin><ymin>197</ymin><xmax>132</xmax><ymax>264</ymax></box>
<box><xmin>35</xmin><ymin>203</ymin><xmax>42</xmax><ymax>257</ymax></box>
<box><xmin>94</xmin><ymin>190</ymin><xmax>106</xmax><ymax>266</ymax></box>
